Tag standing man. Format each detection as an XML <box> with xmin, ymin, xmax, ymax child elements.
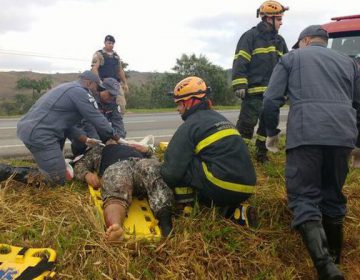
<box><xmin>232</xmin><ymin>1</ymin><xmax>288</xmax><ymax>163</ymax></box>
<box><xmin>91</xmin><ymin>35</ymin><xmax>129</xmax><ymax>115</ymax></box>
<box><xmin>17</xmin><ymin>71</ymin><xmax>120</xmax><ymax>186</ymax></box>
<box><xmin>263</xmin><ymin>25</ymin><xmax>360</xmax><ymax>279</ymax></box>
<box><xmin>68</xmin><ymin>77</ymin><xmax>126</xmax><ymax>156</ymax></box>
<box><xmin>161</xmin><ymin>76</ymin><xmax>257</xmax><ymax>227</ymax></box>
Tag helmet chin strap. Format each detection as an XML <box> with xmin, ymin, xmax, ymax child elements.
<box><xmin>272</xmin><ymin>17</ymin><xmax>276</xmax><ymax>32</ymax></box>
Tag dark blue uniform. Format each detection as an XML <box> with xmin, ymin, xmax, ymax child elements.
<box><xmin>68</xmin><ymin>93</ymin><xmax>126</xmax><ymax>156</ymax></box>
<box><xmin>263</xmin><ymin>43</ymin><xmax>360</xmax><ymax>227</ymax></box>
<box><xmin>161</xmin><ymin>102</ymin><xmax>256</xmax><ymax>207</ymax></box>
<box><xmin>17</xmin><ymin>81</ymin><xmax>117</xmax><ymax>186</ymax></box>
<box><xmin>232</xmin><ymin>21</ymin><xmax>288</xmax><ymax>158</ymax></box>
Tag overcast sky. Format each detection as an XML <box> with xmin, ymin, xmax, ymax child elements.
<box><xmin>0</xmin><ymin>0</ymin><xmax>358</xmax><ymax>73</ymax></box>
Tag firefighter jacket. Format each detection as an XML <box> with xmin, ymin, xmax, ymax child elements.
<box><xmin>160</xmin><ymin>102</ymin><xmax>256</xmax><ymax>195</ymax></box>
<box><xmin>232</xmin><ymin>21</ymin><xmax>288</xmax><ymax>95</ymax></box>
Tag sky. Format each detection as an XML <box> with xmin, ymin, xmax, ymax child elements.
<box><xmin>0</xmin><ymin>0</ymin><xmax>358</xmax><ymax>73</ymax></box>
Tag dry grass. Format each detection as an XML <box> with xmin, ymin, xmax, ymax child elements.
<box><xmin>1</xmin><ymin>147</ymin><xmax>360</xmax><ymax>279</ymax></box>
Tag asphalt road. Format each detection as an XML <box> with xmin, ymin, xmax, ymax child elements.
<box><xmin>0</xmin><ymin>109</ymin><xmax>288</xmax><ymax>159</ymax></box>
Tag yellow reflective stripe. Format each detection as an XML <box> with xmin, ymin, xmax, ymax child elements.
<box><xmin>277</xmin><ymin>51</ymin><xmax>284</xmax><ymax>56</ymax></box>
<box><xmin>248</xmin><ymin>86</ymin><xmax>267</xmax><ymax>94</ymax></box>
<box><xmin>252</xmin><ymin>46</ymin><xmax>277</xmax><ymax>55</ymax></box>
<box><xmin>234</xmin><ymin>50</ymin><xmax>251</xmax><ymax>61</ymax></box>
<box><xmin>201</xmin><ymin>162</ymin><xmax>254</xmax><ymax>193</ymax></box>
<box><xmin>174</xmin><ymin>187</ymin><xmax>194</xmax><ymax>195</ymax></box>
<box><xmin>256</xmin><ymin>134</ymin><xmax>266</xmax><ymax>141</ymax></box>
<box><xmin>195</xmin><ymin>129</ymin><xmax>240</xmax><ymax>154</ymax></box>
<box><xmin>242</xmin><ymin>138</ymin><xmax>252</xmax><ymax>145</ymax></box>
<box><xmin>231</xmin><ymin>78</ymin><xmax>248</xmax><ymax>86</ymax></box>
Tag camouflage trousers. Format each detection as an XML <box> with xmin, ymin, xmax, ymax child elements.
<box><xmin>101</xmin><ymin>158</ymin><xmax>174</xmax><ymax>215</ymax></box>
<box><xmin>236</xmin><ymin>95</ymin><xmax>267</xmax><ymax>154</ymax></box>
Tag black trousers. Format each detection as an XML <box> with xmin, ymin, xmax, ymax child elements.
<box><xmin>285</xmin><ymin>145</ymin><xmax>351</xmax><ymax>228</ymax></box>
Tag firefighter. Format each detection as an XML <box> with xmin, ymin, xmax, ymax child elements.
<box><xmin>91</xmin><ymin>35</ymin><xmax>129</xmax><ymax>115</ymax></box>
<box><xmin>263</xmin><ymin>25</ymin><xmax>360</xmax><ymax>279</ymax></box>
<box><xmin>232</xmin><ymin>0</ymin><xmax>289</xmax><ymax>163</ymax></box>
<box><xmin>161</xmin><ymin>76</ymin><xmax>257</xmax><ymax>227</ymax></box>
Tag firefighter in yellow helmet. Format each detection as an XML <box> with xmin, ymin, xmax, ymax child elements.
<box><xmin>232</xmin><ymin>1</ymin><xmax>289</xmax><ymax>163</ymax></box>
<box><xmin>160</xmin><ymin>76</ymin><xmax>258</xmax><ymax>227</ymax></box>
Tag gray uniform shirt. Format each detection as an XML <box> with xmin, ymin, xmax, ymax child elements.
<box><xmin>263</xmin><ymin>43</ymin><xmax>360</xmax><ymax>149</ymax></box>
<box><xmin>17</xmin><ymin>81</ymin><xmax>115</xmax><ymax>148</ymax></box>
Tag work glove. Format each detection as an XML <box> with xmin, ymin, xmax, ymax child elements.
<box><xmin>85</xmin><ymin>137</ymin><xmax>102</xmax><ymax>148</ymax></box>
<box><xmin>351</xmin><ymin>147</ymin><xmax>360</xmax><ymax>168</ymax></box>
<box><xmin>234</xmin><ymin>89</ymin><xmax>246</xmax><ymax>99</ymax></box>
<box><xmin>266</xmin><ymin>134</ymin><xmax>280</xmax><ymax>153</ymax></box>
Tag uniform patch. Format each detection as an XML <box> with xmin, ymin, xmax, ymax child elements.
<box><xmin>88</xmin><ymin>95</ymin><xmax>98</xmax><ymax>109</ymax></box>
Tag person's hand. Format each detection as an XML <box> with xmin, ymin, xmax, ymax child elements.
<box><xmin>85</xmin><ymin>137</ymin><xmax>102</xmax><ymax>147</ymax></box>
<box><xmin>122</xmin><ymin>83</ymin><xmax>129</xmax><ymax>93</ymax></box>
<box><xmin>351</xmin><ymin>147</ymin><xmax>360</xmax><ymax>168</ymax></box>
<box><xmin>106</xmin><ymin>139</ymin><xmax>118</xmax><ymax>145</ymax></box>
<box><xmin>234</xmin><ymin>89</ymin><xmax>246</xmax><ymax>99</ymax></box>
<box><xmin>85</xmin><ymin>172</ymin><xmax>101</xmax><ymax>189</ymax></box>
<box><xmin>266</xmin><ymin>135</ymin><xmax>280</xmax><ymax>153</ymax></box>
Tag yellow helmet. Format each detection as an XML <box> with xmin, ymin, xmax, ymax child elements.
<box><xmin>257</xmin><ymin>1</ymin><xmax>289</xmax><ymax>18</ymax></box>
<box><xmin>173</xmin><ymin>76</ymin><xmax>209</xmax><ymax>102</ymax></box>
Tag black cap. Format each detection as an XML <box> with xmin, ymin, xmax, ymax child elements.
<box><xmin>292</xmin><ymin>25</ymin><xmax>329</xmax><ymax>49</ymax></box>
<box><xmin>104</xmin><ymin>35</ymin><xmax>115</xmax><ymax>43</ymax></box>
<box><xmin>101</xmin><ymin>78</ymin><xmax>120</xmax><ymax>96</ymax></box>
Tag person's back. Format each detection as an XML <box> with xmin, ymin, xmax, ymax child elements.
<box><xmin>167</xmin><ymin>108</ymin><xmax>256</xmax><ymax>188</ymax></box>
<box><xmin>162</xmin><ymin>76</ymin><xmax>257</xmax><ymax>214</ymax></box>
<box><xmin>262</xmin><ymin>25</ymin><xmax>360</xmax><ymax>279</ymax></box>
<box><xmin>18</xmin><ymin>81</ymin><xmax>86</xmax><ymax>146</ymax></box>
<box><xmin>276</xmin><ymin>44</ymin><xmax>359</xmax><ymax>149</ymax></box>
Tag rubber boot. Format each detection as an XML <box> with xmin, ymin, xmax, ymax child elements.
<box><xmin>298</xmin><ymin>221</ymin><xmax>344</xmax><ymax>280</ymax></box>
<box><xmin>255</xmin><ymin>139</ymin><xmax>269</xmax><ymax>164</ymax></box>
<box><xmin>322</xmin><ymin>215</ymin><xmax>343</xmax><ymax>264</ymax></box>
<box><xmin>156</xmin><ymin>207</ymin><xmax>173</xmax><ymax>237</ymax></box>
<box><xmin>0</xmin><ymin>164</ymin><xmax>32</xmax><ymax>183</ymax></box>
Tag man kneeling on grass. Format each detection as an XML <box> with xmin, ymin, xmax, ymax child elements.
<box><xmin>73</xmin><ymin>140</ymin><xmax>175</xmax><ymax>241</ymax></box>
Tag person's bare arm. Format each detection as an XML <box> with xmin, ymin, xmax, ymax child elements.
<box><xmin>118</xmin><ymin>66</ymin><xmax>129</xmax><ymax>93</ymax></box>
<box><xmin>91</xmin><ymin>52</ymin><xmax>101</xmax><ymax>76</ymax></box>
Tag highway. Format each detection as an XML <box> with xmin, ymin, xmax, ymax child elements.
<box><xmin>0</xmin><ymin>109</ymin><xmax>288</xmax><ymax>159</ymax></box>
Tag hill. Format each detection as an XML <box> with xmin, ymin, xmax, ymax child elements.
<box><xmin>0</xmin><ymin>70</ymin><xmax>156</xmax><ymax>99</ymax></box>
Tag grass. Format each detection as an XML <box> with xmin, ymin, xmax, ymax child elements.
<box><xmin>1</xmin><ymin>142</ymin><xmax>359</xmax><ymax>279</ymax></box>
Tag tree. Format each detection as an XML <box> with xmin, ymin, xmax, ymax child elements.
<box><xmin>172</xmin><ymin>54</ymin><xmax>235</xmax><ymax>105</ymax></box>
<box><xmin>16</xmin><ymin>76</ymin><xmax>53</xmax><ymax>99</ymax></box>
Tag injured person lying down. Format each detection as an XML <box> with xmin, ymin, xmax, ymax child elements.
<box><xmin>73</xmin><ymin>139</ymin><xmax>175</xmax><ymax>241</ymax></box>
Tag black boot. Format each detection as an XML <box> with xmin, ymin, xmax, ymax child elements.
<box><xmin>298</xmin><ymin>221</ymin><xmax>344</xmax><ymax>280</ymax></box>
<box><xmin>220</xmin><ymin>204</ymin><xmax>258</xmax><ymax>228</ymax></box>
<box><xmin>322</xmin><ymin>215</ymin><xmax>343</xmax><ymax>264</ymax></box>
<box><xmin>156</xmin><ymin>207</ymin><xmax>173</xmax><ymax>237</ymax></box>
<box><xmin>0</xmin><ymin>164</ymin><xmax>37</xmax><ymax>184</ymax></box>
<box><xmin>255</xmin><ymin>139</ymin><xmax>269</xmax><ymax>164</ymax></box>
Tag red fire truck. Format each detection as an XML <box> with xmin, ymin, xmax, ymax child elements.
<box><xmin>322</xmin><ymin>14</ymin><xmax>360</xmax><ymax>64</ymax></box>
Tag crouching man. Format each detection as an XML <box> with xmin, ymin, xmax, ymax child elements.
<box><xmin>74</xmin><ymin>140</ymin><xmax>175</xmax><ymax>241</ymax></box>
<box><xmin>161</xmin><ymin>76</ymin><xmax>257</xmax><ymax>226</ymax></box>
